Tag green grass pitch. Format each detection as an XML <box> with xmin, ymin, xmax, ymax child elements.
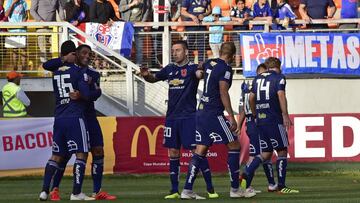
<box><xmin>1</xmin><ymin>162</ymin><xmax>360</xmax><ymax>203</ymax></box>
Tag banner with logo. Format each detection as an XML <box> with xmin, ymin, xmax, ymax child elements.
<box><xmin>85</xmin><ymin>22</ymin><xmax>134</xmax><ymax>57</ymax></box>
<box><xmin>240</xmin><ymin>33</ymin><xmax>360</xmax><ymax>77</ymax></box>
<box><xmin>0</xmin><ymin>118</ymin><xmax>54</xmax><ymax>170</ymax></box>
<box><xmin>113</xmin><ymin>117</ymin><xmax>251</xmax><ymax>173</ymax></box>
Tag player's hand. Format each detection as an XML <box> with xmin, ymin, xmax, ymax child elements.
<box><xmin>282</xmin><ymin>114</ymin><xmax>293</xmax><ymax>131</ymax></box>
<box><xmin>198</xmin><ymin>14</ymin><xmax>205</xmax><ymax>21</ymax></box>
<box><xmin>63</xmin><ymin>52</ymin><xmax>76</xmax><ymax>63</ymax></box>
<box><xmin>69</xmin><ymin>90</ymin><xmax>81</xmax><ymax>100</ymax></box>
<box><xmin>191</xmin><ymin>15</ymin><xmax>200</xmax><ymax>24</ymax></box>
<box><xmin>228</xmin><ymin>116</ymin><xmax>237</xmax><ymax>132</ymax></box>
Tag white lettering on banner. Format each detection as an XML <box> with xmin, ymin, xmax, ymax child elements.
<box><xmin>243</xmin><ymin>34</ymin><xmax>360</xmax><ymax>70</ymax></box>
<box><xmin>294</xmin><ymin>117</ymin><xmax>325</xmax><ymax>158</ymax></box>
<box><xmin>331</xmin><ymin>117</ymin><xmax>360</xmax><ymax>157</ymax></box>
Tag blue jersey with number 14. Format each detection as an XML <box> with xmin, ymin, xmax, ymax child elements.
<box><xmin>52</xmin><ymin>64</ymin><xmax>90</xmax><ymax>118</ymax></box>
<box><xmin>251</xmin><ymin>70</ymin><xmax>286</xmax><ymax>125</ymax></box>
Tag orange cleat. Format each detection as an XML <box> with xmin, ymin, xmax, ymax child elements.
<box><xmin>49</xmin><ymin>188</ymin><xmax>61</xmax><ymax>201</ymax></box>
<box><xmin>94</xmin><ymin>191</ymin><xmax>117</xmax><ymax>200</ymax></box>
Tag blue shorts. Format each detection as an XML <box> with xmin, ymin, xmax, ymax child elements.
<box><xmin>52</xmin><ymin>117</ymin><xmax>90</xmax><ymax>156</ymax></box>
<box><xmin>196</xmin><ymin>114</ymin><xmax>238</xmax><ymax>146</ymax></box>
<box><xmin>86</xmin><ymin>116</ymin><xmax>104</xmax><ymax>148</ymax></box>
<box><xmin>246</xmin><ymin>121</ymin><xmax>261</xmax><ymax>156</ymax></box>
<box><xmin>258</xmin><ymin>124</ymin><xmax>289</xmax><ymax>152</ymax></box>
<box><xmin>163</xmin><ymin>117</ymin><xmax>196</xmax><ymax>150</ymax></box>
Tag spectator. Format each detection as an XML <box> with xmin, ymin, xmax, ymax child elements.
<box><xmin>230</xmin><ymin>0</ymin><xmax>252</xmax><ymax>68</ymax></box>
<box><xmin>181</xmin><ymin>0</ymin><xmax>212</xmax><ymax>63</ymax></box>
<box><xmin>298</xmin><ymin>0</ymin><xmax>336</xmax><ymax>29</ymax></box>
<box><xmin>0</xmin><ymin>0</ymin><xmax>7</xmax><ymax>21</ymax></box>
<box><xmin>272</xmin><ymin>0</ymin><xmax>297</xmax><ymax>30</ymax></box>
<box><xmin>252</xmin><ymin>0</ymin><xmax>273</xmax><ymax>30</ymax></box>
<box><xmin>30</xmin><ymin>0</ymin><xmax>62</xmax><ymax>63</ymax></box>
<box><xmin>339</xmin><ymin>0</ymin><xmax>358</xmax><ymax>30</ymax></box>
<box><xmin>89</xmin><ymin>0</ymin><xmax>115</xmax><ymax>24</ymax></box>
<box><xmin>203</xmin><ymin>6</ymin><xmax>230</xmax><ymax>58</ymax></box>
<box><xmin>5</xmin><ymin>0</ymin><xmax>28</xmax><ymax>71</ymax></box>
<box><xmin>65</xmin><ymin>0</ymin><xmax>89</xmax><ymax>26</ymax></box>
<box><xmin>151</xmin><ymin>0</ymin><xmax>182</xmax><ymax>67</ymax></box>
<box><xmin>119</xmin><ymin>0</ymin><xmax>151</xmax><ymax>65</ymax></box>
<box><xmin>2</xmin><ymin>71</ymin><xmax>30</xmax><ymax>117</ymax></box>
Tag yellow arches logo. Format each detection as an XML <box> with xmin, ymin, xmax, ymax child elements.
<box><xmin>130</xmin><ymin>125</ymin><xmax>165</xmax><ymax>158</ymax></box>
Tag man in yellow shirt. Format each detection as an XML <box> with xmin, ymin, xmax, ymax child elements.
<box><xmin>2</xmin><ymin>71</ymin><xmax>30</xmax><ymax>117</ymax></box>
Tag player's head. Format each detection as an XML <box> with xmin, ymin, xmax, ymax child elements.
<box><xmin>76</xmin><ymin>44</ymin><xmax>92</xmax><ymax>67</ymax></box>
<box><xmin>277</xmin><ymin>0</ymin><xmax>285</xmax><ymax>4</ymax></box>
<box><xmin>236</xmin><ymin>0</ymin><xmax>245</xmax><ymax>9</ymax></box>
<box><xmin>219</xmin><ymin>42</ymin><xmax>236</xmax><ymax>64</ymax></box>
<box><xmin>265</xmin><ymin>57</ymin><xmax>282</xmax><ymax>74</ymax></box>
<box><xmin>61</xmin><ymin>40</ymin><xmax>76</xmax><ymax>63</ymax></box>
<box><xmin>256</xmin><ymin>63</ymin><xmax>267</xmax><ymax>75</ymax></box>
<box><xmin>172</xmin><ymin>40</ymin><xmax>188</xmax><ymax>64</ymax></box>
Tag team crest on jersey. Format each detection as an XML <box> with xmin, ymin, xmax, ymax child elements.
<box><xmin>181</xmin><ymin>69</ymin><xmax>187</xmax><ymax>77</ymax></box>
<box><xmin>58</xmin><ymin>66</ymin><xmax>70</xmax><ymax>72</ymax></box>
<box><xmin>210</xmin><ymin>61</ymin><xmax>217</xmax><ymax>67</ymax></box>
<box><xmin>83</xmin><ymin>73</ymin><xmax>89</xmax><ymax>82</ymax></box>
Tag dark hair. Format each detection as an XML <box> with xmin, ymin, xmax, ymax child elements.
<box><xmin>61</xmin><ymin>40</ymin><xmax>76</xmax><ymax>56</ymax></box>
<box><xmin>76</xmin><ymin>44</ymin><xmax>92</xmax><ymax>52</ymax></box>
<box><xmin>173</xmin><ymin>40</ymin><xmax>188</xmax><ymax>50</ymax></box>
<box><xmin>220</xmin><ymin>42</ymin><xmax>236</xmax><ymax>57</ymax></box>
<box><xmin>256</xmin><ymin>63</ymin><xmax>267</xmax><ymax>74</ymax></box>
<box><xmin>236</xmin><ymin>0</ymin><xmax>245</xmax><ymax>4</ymax></box>
<box><xmin>264</xmin><ymin>57</ymin><xmax>281</xmax><ymax>70</ymax></box>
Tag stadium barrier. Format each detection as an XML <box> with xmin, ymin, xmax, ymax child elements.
<box><xmin>1</xmin><ymin>114</ymin><xmax>360</xmax><ymax>177</ymax></box>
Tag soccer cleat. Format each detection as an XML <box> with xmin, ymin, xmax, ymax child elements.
<box><xmin>180</xmin><ymin>190</ymin><xmax>206</xmax><ymax>200</ymax></box>
<box><xmin>93</xmin><ymin>191</ymin><xmax>117</xmax><ymax>200</ymax></box>
<box><xmin>70</xmin><ymin>193</ymin><xmax>95</xmax><ymax>201</ymax></box>
<box><xmin>229</xmin><ymin>188</ymin><xmax>245</xmax><ymax>198</ymax></box>
<box><xmin>279</xmin><ymin>187</ymin><xmax>300</xmax><ymax>194</ymax></box>
<box><xmin>207</xmin><ymin>192</ymin><xmax>219</xmax><ymax>199</ymax></box>
<box><xmin>240</xmin><ymin>177</ymin><xmax>247</xmax><ymax>190</ymax></box>
<box><xmin>244</xmin><ymin>187</ymin><xmax>256</xmax><ymax>198</ymax></box>
<box><xmin>268</xmin><ymin>184</ymin><xmax>278</xmax><ymax>192</ymax></box>
<box><xmin>50</xmin><ymin>188</ymin><xmax>61</xmax><ymax>201</ymax></box>
<box><xmin>39</xmin><ymin>191</ymin><xmax>48</xmax><ymax>201</ymax></box>
<box><xmin>164</xmin><ymin>192</ymin><xmax>180</xmax><ymax>199</ymax></box>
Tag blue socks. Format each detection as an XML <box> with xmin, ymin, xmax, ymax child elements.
<box><xmin>228</xmin><ymin>150</ymin><xmax>240</xmax><ymax>189</ymax></box>
<box><xmin>42</xmin><ymin>160</ymin><xmax>59</xmax><ymax>193</ymax></box>
<box><xmin>184</xmin><ymin>153</ymin><xmax>203</xmax><ymax>190</ymax></box>
<box><xmin>51</xmin><ymin>155</ymin><xmax>71</xmax><ymax>190</ymax></box>
<box><xmin>276</xmin><ymin>156</ymin><xmax>287</xmax><ymax>189</ymax></box>
<box><xmin>169</xmin><ymin>157</ymin><xmax>180</xmax><ymax>193</ymax></box>
<box><xmin>245</xmin><ymin>156</ymin><xmax>262</xmax><ymax>188</ymax></box>
<box><xmin>263</xmin><ymin>160</ymin><xmax>276</xmax><ymax>186</ymax></box>
<box><xmin>72</xmin><ymin>159</ymin><xmax>86</xmax><ymax>195</ymax></box>
<box><xmin>200</xmin><ymin>156</ymin><xmax>214</xmax><ymax>193</ymax></box>
<box><xmin>92</xmin><ymin>155</ymin><xmax>104</xmax><ymax>194</ymax></box>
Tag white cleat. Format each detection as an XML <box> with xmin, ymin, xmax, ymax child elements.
<box><xmin>230</xmin><ymin>188</ymin><xmax>245</xmax><ymax>198</ymax></box>
<box><xmin>244</xmin><ymin>187</ymin><xmax>257</xmax><ymax>198</ymax></box>
<box><xmin>39</xmin><ymin>191</ymin><xmax>48</xmax><ymax>201</ymax></box>
<box><xmin>70</xmin><ymin>193</ymin><xmax>95</xmax><ymax>201</ymax></box>
<box><xmin>248</xmin><ymin>186</ymin><xmax>261</xmax><ymax>193</ymax></box>
<box><xmin>181</xmin><ymin>189</ymin><xmax>206</xmax><ymax>200</ymax></box>
<box><xmin>268</xmin><ymin>184</ymin><xmax>278</xmax><ymax>192</ymax></box>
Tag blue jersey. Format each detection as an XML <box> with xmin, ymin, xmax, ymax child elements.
<box><xmin>251</xmin><ymin>71</ymin><xmax>286</xmax><ymax>125</ymax></box>
<box><xmin>274</xmin><ymin>3</ymin><xmax>296</xmax><ymax>20</ymax></box>
<box><xmin>84</xmin><ymin>67</ymin><xmax>102</xmax><ymax>118</ymax></box>
<box><xmin>341</xmin><ymin>0</ymin><xmax>358</xmax><ymax>19</ymax></box>
<box><xmin>155</xmin><ymin>62</ymin><xmax>199</xmax><ymax>120</ymax></box>
<box><xmin>181</xmin><ymin>0</ymin><xmax>211</xmax><ymax>21</ymax></box>
<box><xmin>198</xmin><ymin>58</ymin><xmax>233</xmax><ymax>115</ymax></box>
<box><xmin>230</xmin><ymin>6</ymin><xmax>252</xmax><ymax>30</ymax></box>
<box><xmin>241</xmin><ymin>81</ymin><xmax>255</xmax><ymax>124</ymax></box>
<box><xmin>52</xmin><ymin>64</ymin><xmax>91</xmax><ymax>118</ymax></box>
<box><xmin>252</xmin><ymin>2</ymin><xmax>273</xmax><ymax>30</ymax></box>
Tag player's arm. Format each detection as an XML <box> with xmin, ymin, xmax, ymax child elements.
<box><xmin>140</xmin><ymin>66</ymin><xmax>165</xmax><ymax>83</ymax></box>
<box><xmin>278</xmin><ymin>90</ymin><xmax>292</xmax><ymax>131</ymax></box>
<box><xmin>219</xmin><ymin>81</ymin><xmax>237</xmax><ymax>132</ymax></box>
<box><xmin>249</xmin><ymin>92</ymin><xmax>256</xmax><ymax>118</ymax></box>
<box><xmin>42</xmin><ymin>52</ymin><xmax>75</xmax><ymax>72</ymax></box>
<box><xmin>196</xmin><ymin>62</ymin><xmax>205</xmax><ymax>79</ymax></box>
<box><xmin>236</xmin><ymin>110</ymin><xmax>245</xmax><ymax>135</ymax></box>
<box><xmin>88</xmin><ymin>73</ymin><xmax>102</xmax><ymax>101</ymax></box>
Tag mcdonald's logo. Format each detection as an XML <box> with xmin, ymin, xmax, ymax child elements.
<box><xmin>130</xmin><ymin>124</ymin><xmax>165</xmax><ymax>158</ymax></box>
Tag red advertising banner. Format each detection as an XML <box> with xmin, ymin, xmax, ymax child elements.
<box><xmin>113</xmin><ymin>117</ymin><xmax>250</xmax><ymax>173</ymax></box>
<box><xmin>113</xmin><ymin>114</ymin><xmax>360</xmax><ymax>173</ymax></box>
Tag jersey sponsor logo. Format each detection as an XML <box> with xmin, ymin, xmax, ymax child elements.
<box><xmin>58</xmin><ymin>66</ymin><xmax>70</xmax><ymax>72</ymax></box>
<box><xmin>168</xmin><ymin>78</ymin><xmax>184</xmax><ymax>86</ymax></box>
<box><xmin>258</xmin><ymin>113</ymin><xmax>267</xmax><ymax>119</ymax></box>
<box><xmin>2</xmin><ymin>132</ymin><xmax>53</xmax><ymax>152</ymax></box>
<box><xmin>130</xmin><ymin>124</ymin><xmax>165</xmax><ymax>158</ymax></box>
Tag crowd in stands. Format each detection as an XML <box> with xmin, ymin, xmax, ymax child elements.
<box><xmin>0</xmin><ymin>0</ymin><xmax>359</xmax><ymax>71</ymax></box>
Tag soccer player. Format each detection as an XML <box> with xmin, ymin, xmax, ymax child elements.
<box><xmin>140</xmin><ymin>40</ymin><xmax>218</xmax><ymax>199</ymax></box>
<box><xmin>42</xmin><ymin>42</ymin><xmax>116</xmax><ymax>200</ymax></box>
<box><xmin>181</xmin><ymin>42</ymin><xmax>249</xmax><ymax>199</ymax></box>
<box><xmin>249</xmin><ymin>57</ymin><xmax>299</xmax><ymax>194</ymax></box>
<box><xmin>237</xmin><ymin>64</ymin><xmax>267</xmax><ymax>195</ymax></box>
<box><xmin>39</xmin><ymin>43</ymin><xmax>94</xmax><ymax>201</ymax></box>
